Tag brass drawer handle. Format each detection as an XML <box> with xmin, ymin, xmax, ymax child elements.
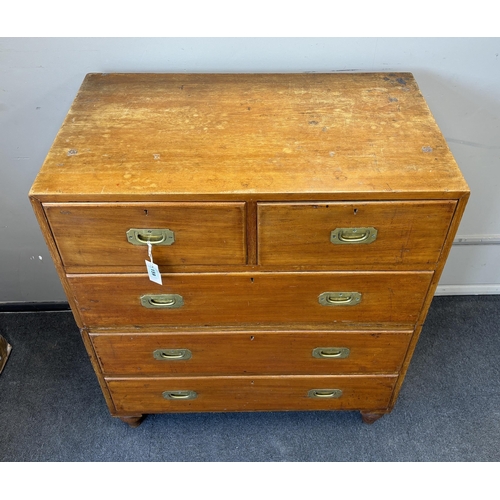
<box><xmin>153</xmin><ymin>348</ymin><xmax>192</xmax><ymax>361</ymax></box>
<box><xmin>330</xmin><ymin>227</ymin><xmax>377</xmax><ymax>244</ymax></box>
<box><xmin>312</xmin><ymin>347</ymin><xmax>350</xmax><ymax>359</ymax></box>
<box><xmin>162</xmin><ymin>390</ymin><xmax>197</xmax><ymax>400</ymax></box>
<box><xmin>140</xmin><ymin>294</ymin><xmax>184</xmax><ymax>309</ymax></box>
<box><xmin>318</xmin><ymin>292</ymin><xmax>361</xmax><ymax>306</ymax></box>
<box><xmin>126</xmin><ymin>228</ymin><xmax>175</xmax><ymax>246</ymax></box>
<box><xmin>307</xmin><ymin>389</ymin><xmax>343</xmax><ymax>399</ymax></box>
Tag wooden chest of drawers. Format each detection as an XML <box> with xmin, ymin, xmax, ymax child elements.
<box><xmin>29</xmin><ymin>73</ymin><xmax>469</xmax><ymax>426</ymax></box>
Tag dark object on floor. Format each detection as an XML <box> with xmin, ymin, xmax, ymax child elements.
<box><xmin>0</xmin><ymin>334</ymin><xmax>12</xmax><ymax>374</ymax></box>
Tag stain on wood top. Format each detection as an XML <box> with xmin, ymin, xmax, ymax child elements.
<box><xmin>30</xmin><ymin>72</ymin><xmax>469</xmax><ymax>201</ymax></box>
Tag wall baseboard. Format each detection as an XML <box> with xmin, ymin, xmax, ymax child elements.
<box><xmin>435</xmin><ymin>284</ymin><xmax>500</xmax><ymax>295</ymax></box>
<box><xmin>453</xmin><ymin>235</ymin><xmax>500</xmax><ymax>245</ymax></box>
<box><xmin>0</xmin><ymin>301</ymin><xmax>70</xmax><ymax>313</ymax></box>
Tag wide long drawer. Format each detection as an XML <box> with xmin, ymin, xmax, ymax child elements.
<box><xmin>44</xmin><ymin>202</ymin><xmax>247</xmax><ymax>270</ymax></box>
<box><xmin>107</xmin><ymin>375</ymin><xmax>397</xmax><ymax>413</ymax></box>
<box><xmin>258</xmin><ymin>201</ymin><xmax>456</xmax><ymax>269</ymax></box>
<box><xmin>68</xmin><ymin>271</ymin><xmax>432</xmax><ymax>327</ymax></box>
<box><xmin>91</xmin><ymin>329</ymin><xmax>413</xmax><ymax>376</ymax></box>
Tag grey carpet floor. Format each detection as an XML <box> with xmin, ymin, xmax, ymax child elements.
<box><xmin>1</xmin><ymin>295</ymin><xmax>499</xmax><ymax>462</ymax></box>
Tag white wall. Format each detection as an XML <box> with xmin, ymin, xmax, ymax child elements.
<box><xmin>1</xmin><ymin>37</ymin><xmax>499</xmax><ymax>302</ymax></box>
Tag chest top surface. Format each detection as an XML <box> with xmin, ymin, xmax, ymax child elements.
<box><xmin>30</xmin><ymin>72</ymin><xmax>469</xmax><ymax>202</ymax></box>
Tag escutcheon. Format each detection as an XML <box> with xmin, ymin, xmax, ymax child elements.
<box><xmin>318</xmin><ymin>292</ymin><xmax>362</xmax><ymax>306</ymax></box>
<box><xmin>162</xmin><ymin>390</ymin><xmax>197</xmax><ymax>400</ymax></box>
<box><xmin>140</xmin><ymin>294</ymin><xmax>184</xmax><ymax>309</ymax></box>
<box><xmin>307</xmin><ymin>389</ymin><xmax>343</xmax><ymax>399</ymax></box>
<box><xmin>312</xmin><ymin>347</ymin><xmax>350</xmax><ymax>359</ymax></box>
<box><xmin>153</xmin><ymin>348</ymin><xmax>192</xmax><ymax>361</ymax></box>
<box><xmin>330</xmin><ymin>227</ymin><xmax>377</xmax><ymax>244</ymax></box>
<box><xmin>127</xmin><ymin>228</ymin><xmax>175</xmax><ymax>246</ymax></box>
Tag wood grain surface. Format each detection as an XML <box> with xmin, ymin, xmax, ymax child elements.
<box><xmin>45</xmin><ymin>202</ymin><xmax>247</xmax><ymax>268</ymax></box>
<box><xmin>29</xmin><ymin>73</ymin><xmax>469</xmax><ymax>202</ymax></box>
<box><xmin>68</xmin><ymin>271</ymin><xmax>433</xmax><ymax>327</ymax></box>
<box><xmin>91</xmin><ymin>329</ymin><xmax>412</xmax><ymax>376</ymax></box>
<box><xmin>258</xmin><ymin>200</ymin><xmax>457</xmax><ymax>269</ymax></box>
<box><xmin>107</xmin><ymin>374</ymin><xmax>397</xmax><ymax>413</ymax></box>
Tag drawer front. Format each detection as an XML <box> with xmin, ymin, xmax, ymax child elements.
<box><xmin>258</xmin><ymin>201</ymin><xmax>456</xmax><ymax>269</ymax></box>
<box><xmin>44</xmin><ymin>202</ymin><xmax>247</xmax><ymax>270</ymax></box>
<box><xmin>107</xmin><ymin>375</ymin><xmax>397</xmax><ymax>413</ymax></box>
<box><xmin>91</xmin><ymin>329</ymin><xmax>413</xmax><ymax>376</ymax></box>
<box><xmin>68</xmin><ymin>271</ymin><xmax>432</xmax><ymax>327</ymax></box>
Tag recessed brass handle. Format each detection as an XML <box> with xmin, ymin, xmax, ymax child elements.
<box><xmin>127</xmin><ymin>228</ymin><xmax>175</xmax><ymax>246</ymax></box>
<box><xmin>318</xmin><ymin>292</ymin><xmax>362</xmax><ymax>306</ymax></box>
<box><xmin>140</xmin><ymin>294</ymin><xmax>184</xmax><ymax>309</ymax></box>
<box><xmin>162</xmin><ymin>390</ymin><xmax>197</xmax><ymax>400</ymax></box>
<box><xmin>307</xmin><ymin>389</ymin><xmax>343</xmax><ymax>399</ymax></box>
<box><xmin>330</xmin><ymin>227</ymin><xmax>377</xmax><ymax>244</ymax></box>
<box><xmin>153</xmin><ymin>348</ymin><xmax>192</xmax><ymax>361</ymax></box>
<box><xmin>312</xmin><ymin>347</ymin><xmax>350</xmax><ymax>359</ymax></box>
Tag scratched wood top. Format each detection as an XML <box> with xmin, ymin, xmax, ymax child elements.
<box><xmin>30</xmin><ymin>72</ymin><xmax>469</xmax><ymax>201</ymax></box>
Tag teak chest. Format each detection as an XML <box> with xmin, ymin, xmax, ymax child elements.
<box><xmin>30</xmin><ymin>73</ymin><xmax>469</xmax><ymax>426</ymax></box>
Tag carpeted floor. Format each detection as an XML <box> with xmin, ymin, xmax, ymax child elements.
<box><xmin>1</xmin><ymin>295</ymin><xmax>499</xmax><ymax>462</ymax></box>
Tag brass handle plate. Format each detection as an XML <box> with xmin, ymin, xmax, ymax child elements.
<box><xmin>307</xmin><ymin>389</ymin><xmax>343</xmax><ymax>399</ymax></box>
<box><xmin>318</xmin><ymin>292</ymin><xmax>362</xmax><ymax>306</ymax></box>
<box><xmin>127</xmin><ymin>228</ymin><xmax>175</xmax><ymax>246</ymax></box>
<box><xmin>312</xmin><ymin>347</ymin><xmax>350</xmax><ymax>359</ymax></box>
<box><xmin>330</xmin><ymin>227</ymin><xmax>377</xmax><ymax>244</ymax></box>
<box><xmin>162</xmin><ymin>390</ymin><xmax>197</xmax><ymax>400</ymax></box>
<box><xmin>140</xmin><ymin>294</ymin><xmax>184</xmax><ymax>309</ymax></box>
<box><xmin>153</xmin><ymin>348</ymin><xmax>192</xmax><ymax>361</ymax></box>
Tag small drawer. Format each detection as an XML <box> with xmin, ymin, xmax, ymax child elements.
<box><xmin>68</xmin><ymin>271</ymin><xmax>432</xmax><ymax>328</ymax></box>
<box><xmin>107</xmin><ymin>375</ymin><xmax>397</xmax><ymax>413</ymax></box>
<box><xmin>257</xmin><ymin>201</ymin><xmax>456</xmax><ymax>269</ymax></box>
<box><xmin>91</xmin><ymin>329</ymin><xmax>413</xmax><ymax>376</ymax></box>
<box><xmin>44</xmin><ymin>202</ymin><xmax>247</xmax><ymax>271</ymax></box>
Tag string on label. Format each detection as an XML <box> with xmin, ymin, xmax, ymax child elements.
<box><xmin>145</xmin><ymin>241</ymin><xmax>162</xmax><ymax>285</ymax></box>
